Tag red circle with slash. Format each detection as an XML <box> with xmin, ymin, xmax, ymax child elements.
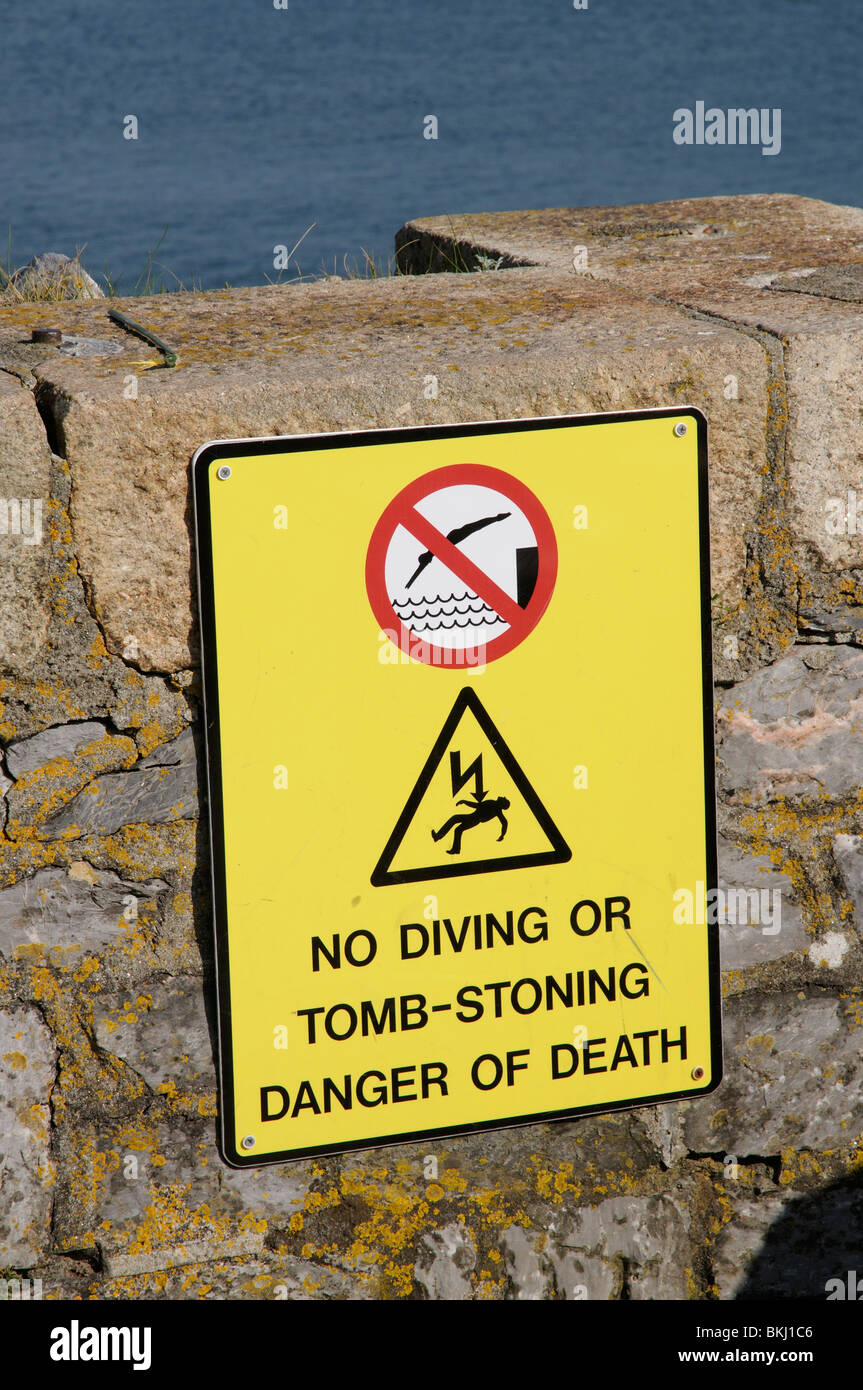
<box><xmin>365</xmin><ymin>463</ymin><xmax>557</xmax><ymax>667</ymax></box>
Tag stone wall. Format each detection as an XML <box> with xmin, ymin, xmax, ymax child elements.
<box><xmin>1</xmin><ymin>193</ymin><xmax>862</xmax><ymax>1300</ymax></box>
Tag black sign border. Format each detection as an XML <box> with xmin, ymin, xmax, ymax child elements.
<box><xmin>192</xmin><ymin>407</ymin><xmax>719</xmax><ymax>1168</ymax></box>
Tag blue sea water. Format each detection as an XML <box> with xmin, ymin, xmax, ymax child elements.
<box><xmin>2</xmin><ymin>0</ymin><xmax>861</xmax><ymax>292</ymax></box>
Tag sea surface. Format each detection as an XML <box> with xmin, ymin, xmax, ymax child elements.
<box><xmin>3</xmin><ymin>0</ymin><xmax>861</xmax><ymax>292</ymax></box>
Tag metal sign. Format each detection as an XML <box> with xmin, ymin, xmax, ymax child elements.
<box><xmin>193</xmin><ymin>409</ymin><xmax>720</xmax><ymax>1167</ymax></box>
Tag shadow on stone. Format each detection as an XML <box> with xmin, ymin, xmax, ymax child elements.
<box><xmin>736</xmin><ymin>1170</ymin><xmax>863</xmax><ymax>1300</ymax></box>
<box><xmin>191</xmin><ymin>793</ymin><xmax>219</xmax><ymax>1049</ymax></box>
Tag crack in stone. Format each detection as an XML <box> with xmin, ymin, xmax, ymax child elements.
<box><xmin>23</xmin><ymin>386</ymin><xmax>171</xmax><ymax>683</ymax></box>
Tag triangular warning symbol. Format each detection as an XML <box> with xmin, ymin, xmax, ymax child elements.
<box><xmin>371</xmin><ymin>687</ymin><xmax>571</xmax><ymax>885</ymax></box>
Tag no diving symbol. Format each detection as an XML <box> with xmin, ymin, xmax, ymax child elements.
<box><xmin>365</xmin><ymin>464</ymin><xmax>558</xmax><ymax>667</ymax></box>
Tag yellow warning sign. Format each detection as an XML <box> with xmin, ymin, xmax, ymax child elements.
<box><xmin>193</xmin><ymin>410</ymin><xmax>720</xmax><ymax>1166</ymax></box>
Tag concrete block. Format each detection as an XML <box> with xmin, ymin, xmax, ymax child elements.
<box><xmin>15</xmin><ymin>269</ymin><xmax>770</xmax><ymax>671</ymax></box>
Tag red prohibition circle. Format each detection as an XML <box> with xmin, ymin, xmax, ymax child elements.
<box><xmin>365</xmin><ymin>463</ymin><xmax>557</xmax><ymax>668</ymax></box>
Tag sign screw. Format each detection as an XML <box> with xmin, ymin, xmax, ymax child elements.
<box><xmin>31</xmin><ymin>328</ymin><xmax>63</xmax><ymax>345</ymax></box>
<box><xmin>217</xmin><ymin>465</ymin><xmax>232</xmax><ymax>481</ymax></box>
<box><xmin>241</xmin><ymin>1134</ymin><xmax>256</xmax><ymax>1150</ymax></box>
<box><xmin>691</xmin><ymin>1065</ymin><xmax>705</xmax><ymax>1081</ymax></box>
<box><xmin>673</xmin><ymin>422</ymin><xmax>688</xmax><ymax>437</ymax></box>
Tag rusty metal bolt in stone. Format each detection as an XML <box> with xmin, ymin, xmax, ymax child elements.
<box><xmin>691</xmin><ymin>1065</ymin><xmax>705</xmax><ymax>1081</ymax></box>
<box><xmin>30</xmin><ymin>328</ymin><xmax>63</xmax><ymax>345</ymax></box>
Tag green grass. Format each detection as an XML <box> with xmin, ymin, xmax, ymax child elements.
<box><xmin>0</xmin><ymin>225</ymin><xmax>208</xmax><ymax>300</ymax></box>
<box><xmin>314</xmin><ymin>247</ymin><xmax>399</xmax><ymax>280</ymax></box>
<box><xmin>1</xmin><ymin>219</ymin><xmax>498</xmax><ymax>302</ymax></box>
<box><xmin>100</xmin><ymin>227</ymin><xmax>207</xmax><ymax>297</ymax></box>
<box><xmin>0</xmin><ymin>231</ymin><xmax>100</xmax><ymax>302</ymax></box>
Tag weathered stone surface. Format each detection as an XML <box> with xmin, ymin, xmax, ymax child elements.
<box><xmin>259</xmin><ymin>1258</ymin><xmax>369</xmax><ymax>1301</ymax></box>
<box><xmin>0</xmin><ymin>1007</ymin><xmax>55</xmax><ymax>1265</ymax></box>
<box><xmin>53</xmin><ymin>1117</ymin><xmax>309</xmax><ymax>1257</ymax></box>
<box><xmin>0</xmin><ymin>765</ymin><xmax>10</xmax><ymax>834</ymax></box>
<box><xmin>540</xmin><ymin>1191</ymin><xmax>694</xmax><ymax>1300</ymax></box>
<box><xmin>396</xmin><ymin>193</ymin><xmax>863</xmax><ymax>290</ymax></box>
<box><xmin>833</xmin><ymin>833</ymin><xmax>863</xmax><ymax>938</ymax></box>
<box><xmin>769</xmin><ymin>264</ymin><xmax>863</xmax><ymax>302</ymax></box>
<box><xmin>718</xmin><ymin>647</ymin><xmax>863</xmax><ymax>803</ymax></box>
<box><xmin>4</xmin><ymin>724</ymin><xmax>138</xmax><ymax>834</ymax></box>
<box><xmin>4</xmin><ymin>719</ymin><xmax>108</xmax><ymax>777</ymax></box>
<box><xmin>6</xmin><ymin>252</ymin><xmax>104</xmax><ymax>301</ymax></box>
<box><xmin>799</xmin><ymin>593</ymin><xmax>863</xmax><ymax>639</ymax></box>
<box><xmin>717</xmin><ymin>1178</ymin><xmax>863</xmax><ymax>1299</ymax></box>
<box><xmin>0</xmin><ymin>442</ymin><xmax>192</xmax><ymax>745</ymax></box>
<box><xmin>217</xmin><ymin>1163</ymin><xmax>309</xmax><ymax>1221</ymax></box>
<box><xmin>426</xmin><ymin>1108</ymin><xmax>659</xmax><ymax>1193</ymax></box>
<box><xmin>414</xmin><ymin>1223</ymin><xmax>477</xmax><ymax>1299</ymax></box>
<box><xmin>57</xmin><ymin>335</ymin><xmax>125</xmax><ymax>360</ymax></box>
<box><xmin>717</xmin><ymin>835</ymin><xmax>808</xmax><ymax>968</ymax></box>
<box><xmin>0</xmin><ymin>374</ymin><xmax>52</xmax><ymax>679</ymax></box>
<box><xmin>99</xmin><ymin>1255</ymin><xmax>367</xmax><ymax>1300</ymax></box>
<box><xmin>101</xmin><ymin>1232</ymin><xmax>264</xmax><ymax>1279</ymax></box>
<box><xmin>39</xmin><ymin>729</ymin><xmax>198</xmax><ymax>838</ymax></box>
<box><xmin>138</xmin><ymin>726</ymin><xmax>195</xmax><ymax>768</ymax></box>
<box><xmin>94</xmin><ymin>975</ymin><xmax>214</xmax><ymax>1093</ymax></box>
<box><xmin>15</xmin><ymin>1254</ymin><xmax>95</xmax><ymax>1301</ymax></box>
<box><xmin>684</xmin><ymin>992</ymin><xmax>863</xmax><ymax>1154</ymax></box>
<box><xmin>0</xmin><ymin>266</ymin><xmax>769</xmax><ymax>671</ymax></box>
<box><xmin>712</xmin><ymin>1192</ymin><xmax>788</xmax><ymax>1299</ymax></box>
<box><xmin>807</xmin><ymin>931</ymin><xmax>852</xmax><ymax>970</ymax></box>
<box><xmin>0</xmin><ymin>865</ymin><xmax>168</xmax><ymax>957</ymax></box>
<box><xmin>400</xmin><ymin>194</ymin><xmax>863</xmax><ymax>642</ymax></box>
<box><xmin>499</xmin><ymin>1225</ymin><xmax>550</xmax><ymax>1299</ymax></box>
<box><xmin>638</xmin><ymin>1103</ymin><xmax>689</xmax><ymax>1170</ymax></box>
<box><xmin>779</xmin><ymin>310</ymin><xmax>863</xmax><ymax>583</ymax></box>
<box><xmin>0</xmin><ymin>1271</ymin><xmax>45</xmax><ymax>1299</ymax></box>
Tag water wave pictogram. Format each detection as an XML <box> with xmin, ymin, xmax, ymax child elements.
<box><xmin>410</xmin><ymin>615</ymin><xmax>507</xmax><ymax>632</ymax></box>
<box><xmin>391</xmin><ymin>591</ymin><xmax>474</xmax><ymax>608</ymax></box>
<box><xmin>390</xmin><ymin>590</ymin><xmax>505</xmax><ymax>632</ymax></box>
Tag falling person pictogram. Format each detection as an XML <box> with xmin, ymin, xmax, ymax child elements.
<box><xmin>431</xmin><ymin>793</ymin><xmax>510</xmax><ymax>855</ymax></box>
<box><xmin>370</xmin><ymin>687</ymin><xmax>571</xmax><ymax>886</ymax></box>
<box><xmin>430</xmin><ymin>747</ymin><xmax>510</xmax><ymax>855</ymax></box>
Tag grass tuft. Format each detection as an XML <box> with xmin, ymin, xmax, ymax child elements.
<box><xmin>1</xmin><ymin>219</ymin><xmax>498</xmax><ymax>302</ymax></box>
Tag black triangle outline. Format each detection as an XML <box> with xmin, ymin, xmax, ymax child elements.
<box><xmin>371</xmin><ymin>687</ymin><xmax>572</xmax><ymax>886</ymax></box>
